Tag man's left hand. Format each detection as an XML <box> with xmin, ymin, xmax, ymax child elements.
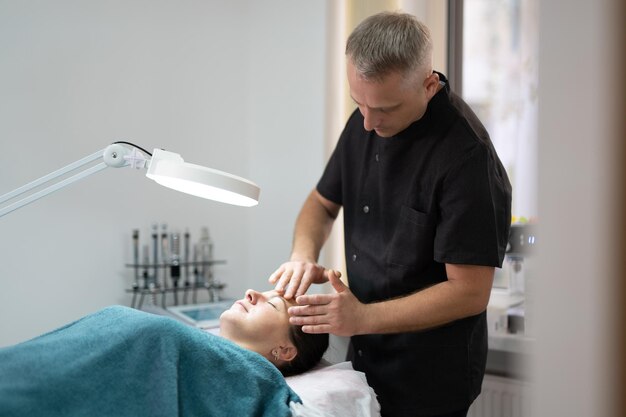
<box><xmin>287</xmin><ymin>270</ymin><xmax>367</xmax><ymax>336</ymax></box>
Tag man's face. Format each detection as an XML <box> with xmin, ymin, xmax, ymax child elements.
<box><xmin>347</xmin><ymin>60</ymin><xmax>437</xmax><ymax>138</ymax></box>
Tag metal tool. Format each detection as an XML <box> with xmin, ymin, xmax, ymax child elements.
<box><xmin>170</xmin><ymin>232</ymin><xmax>181</xmax><ymax>305</ymax></box>
<box><xmin>142</xmin><ymin>245</ymin><xmax>150</xmax><ymax>289</ymax></box>
<box><xmin>199</xmin><ymin>227</ymin><xmax>214</xmax><ymax>301</ymax></box>
<box><xmin>137</xmin><ymin>244</ymin><xmax>150</xmax><ymax>309</ymax></box>
<box><xmin>192</xmin><ymin>243</ymin><xmax>200</xmax><ymax>304</ymax></box>
<box><xmin>150</xmin><ymin>223</ymin><xmax>159</xmax><ymax>305</ymax></box>
<box><xmin>130</xmin><ymin>229</ymin><xmax>140</xmax><ymax>308</ymax></box>
<box><xmin>160</xmin><ymin>223</ymin><xmax>169</xmax><ymax>307</ymax></box>
<box><xmin>183</xmin><ymin>229</ymin><xmax>191</xmax><ymax>305</ymax></box>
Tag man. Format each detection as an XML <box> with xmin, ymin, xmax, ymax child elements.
<box><xmin>269</xmin><ymin>12</ymin><xmax>511</xmax><ymax>417</ymax></box>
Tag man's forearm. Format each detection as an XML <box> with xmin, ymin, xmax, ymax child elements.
<box><xmin>290</xmin><ymin>190</ymin><xmax>338</xmax><ymax>263</ymax></box>
<box><xmin>358</xmin><ymin>265</ymin><xmax>494</xmax><ymax>335</ymax></box>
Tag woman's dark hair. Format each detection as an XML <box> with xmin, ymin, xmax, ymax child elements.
<box><xmin>278</xmin><ymin>325</ymin><xmax>329</xmax><ymax>377</ymax></box>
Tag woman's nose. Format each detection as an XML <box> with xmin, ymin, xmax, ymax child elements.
<box><xmin>245</xmin><ymin>289</ymin><xmax>262</xmax><ymax>304</ymax></box>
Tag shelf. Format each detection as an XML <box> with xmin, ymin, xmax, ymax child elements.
<box><xmin>125</xmin><ymin>260</ymin><xmax>226</xmax><ymax>268</ymax></box>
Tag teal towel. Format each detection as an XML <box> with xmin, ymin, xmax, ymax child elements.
<box><xmin>0</xmin><ymin>306</ymin><xmax>300</xmax><ymax>417</ymax></box>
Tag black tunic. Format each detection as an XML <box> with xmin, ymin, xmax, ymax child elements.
<box><xmin>316</xmin><ymin>73</ymin><xmax>512</xmax><ymax>416</ymax></box>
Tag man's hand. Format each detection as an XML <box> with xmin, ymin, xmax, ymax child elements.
<box><xmin>288</xmin><ymin>270</ymin><xmax>367</xmax><ymax>337</ymax></box>
<box><xmin>268</xmin><ymin>261</ymin><xmax>328</xmax><ymax>299</ymax></box>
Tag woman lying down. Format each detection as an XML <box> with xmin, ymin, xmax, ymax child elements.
<box><xmin>0</xmin><ymin>289</ymin><xmax>329</xmax><ymax>417</ymax></box>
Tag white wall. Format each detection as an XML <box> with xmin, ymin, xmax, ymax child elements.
<box><xmin>246</xmin><ymin>1</ymin><xmax>327</xmax><ymax>290</ymax></box>
<box><xmin>0</xmin><ymin>0</ymin><xmax>327</xmax><ymax>347</ymax></box>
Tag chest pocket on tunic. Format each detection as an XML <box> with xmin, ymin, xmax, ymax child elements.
<box><xmin>387</xmin><ymin>205</ymin><xmax>436</xmax><ymax>273</ymax></box>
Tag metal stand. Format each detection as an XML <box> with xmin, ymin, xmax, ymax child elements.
<box><xmin>125</xmin><ymin>260</ymin><xmax>226</xmax><ymax>309</ymax></box>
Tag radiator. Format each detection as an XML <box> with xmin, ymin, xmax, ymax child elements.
<box><xmin>467</xmin><ymin>374</ymin><xmax>530</xmax><ymax>417</ymax></box>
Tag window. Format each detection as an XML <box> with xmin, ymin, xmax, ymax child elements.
<box><xmin>450</xmin><ymin>0</ymin><xmax>539</xmax><ymax>220</ymax></box>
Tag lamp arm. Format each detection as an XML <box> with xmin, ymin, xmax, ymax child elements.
<box><xmin>0</xmin><ymin>149</ymin><xmax>105</xmax><ymax>205</ymax></box>
<box><xmin>0</xmin><ymin>144</ymin><xmax>148</xmax><ymax>218</ymax></box>
<box><xmin>0</xmin><ymin>162</ymin><xmax>109</xmax><ymax>218</ymax></box>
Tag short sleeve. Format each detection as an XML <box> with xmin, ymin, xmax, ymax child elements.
<box><xmin>316</xmin><ymin>134</ymin><xmax>345</xmax><ymax>205</ymax></box>
<box><xmin>434</xmin><ymin>146</ymin><xmax>511</xmax><ymax>267</ymax></box>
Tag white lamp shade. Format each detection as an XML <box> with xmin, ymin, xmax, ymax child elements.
<box><xmin>146</xmin><ymin>149</ymin><xmax>260</xmax><ymax>207</ymax></box>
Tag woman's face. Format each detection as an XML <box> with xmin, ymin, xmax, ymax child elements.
<box><xmin>220</xmin><ymin>289</ymin><xmax>295</xmax><ymax>355</ymax></box>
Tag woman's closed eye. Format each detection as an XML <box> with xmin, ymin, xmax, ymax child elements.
<box><xmin>267</xmin><ymin>296</ymin><xmax>288</xmax><ymax>312</ymax></box>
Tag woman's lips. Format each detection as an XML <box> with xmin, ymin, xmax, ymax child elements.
<box><xmin>235</xmin><ymin>300</ymin><xmax>248</xmax><ymax>312</ymax></box>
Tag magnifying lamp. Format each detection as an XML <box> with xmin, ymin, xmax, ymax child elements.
<box><xmin>0</xmin><ymin>142</ymin><xmax>260</xmax><ymax>218</ymax></box>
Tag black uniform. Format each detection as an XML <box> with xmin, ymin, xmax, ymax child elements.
<box><xmin>316</xmin><ymin>73</ymin><xmax>512</xmax><ymax>417</ymax></box>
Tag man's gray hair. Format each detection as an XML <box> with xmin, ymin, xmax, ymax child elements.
<box><xmin>346</xmin><ymin>11</ymin><xmax>433</xmax><ymax>81</ymax></box>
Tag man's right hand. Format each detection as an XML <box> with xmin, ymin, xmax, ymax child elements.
<box><xmin>268</xmin><ymin>261</ymin><xmax>328</xmax><ymax>299</ymax></box>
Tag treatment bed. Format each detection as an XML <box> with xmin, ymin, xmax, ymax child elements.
<box><xmin>287</xmin><ymin>360</ymin><xmax>380</xmax><ymax>417</ymax></box>
<box><xmin>0</xmin><ymin>306</ymin><xmax>380</xmax><ymax>417</ymax></box>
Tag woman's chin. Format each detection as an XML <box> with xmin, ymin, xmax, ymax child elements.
<box><xmin>219</xmin><ymin>309</ymin><xmax>244</xmax><ymax>330</ymax></box>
